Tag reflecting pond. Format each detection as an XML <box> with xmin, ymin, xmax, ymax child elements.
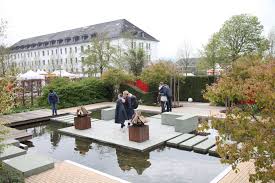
<box><xmin>17</xmin><ymin>121</ymin><xmax>228</xmax><ymax>183</ymax></box>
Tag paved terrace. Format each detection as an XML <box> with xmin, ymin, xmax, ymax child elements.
<box><xmin>25</xmin><ymin>160</ymin><xmax>129</xmax><ymax>183</ymax></box>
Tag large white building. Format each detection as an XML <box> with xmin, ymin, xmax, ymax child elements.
<box><xmin>8</xmin><ymin>19</ymin><xmax>159</xmax><ymax>74</ymax></box>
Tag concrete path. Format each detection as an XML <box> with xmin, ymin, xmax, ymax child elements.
<box><xmin>25</xmin><ymin>160</ymin><xmax>129</xmax><ymax>183</ymax></box>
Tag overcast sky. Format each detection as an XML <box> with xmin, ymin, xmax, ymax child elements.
<box><xmin>1</xmin><ymin>0</ymin><xmax>274</xmax><ymax>59</ymax></box>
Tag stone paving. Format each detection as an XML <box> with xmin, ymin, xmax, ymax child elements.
<box><xmin>59</xmin><ymin>117</ymin><xmax>181</xmax><ymax>152</ymax></box>
<box><xmin>25</xmin><ymin>160</ymin><xmax>129</xmax><ymax>183</ymax></box>
<box><xmin>50</xmin><ymin>114</ymin><xmax>99</xmax><ymax>125</ymax></box>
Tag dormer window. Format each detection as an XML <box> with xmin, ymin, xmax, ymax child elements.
<box><xmin>65</xmin><ymin>37</ymin><xmax>71</xmax><ymax>43</ymax></box>
<box><xmin>44</xmin><ymin>42</ymin><xmax>49</xmax><ymax>47</ymax></box>
<box><xmin>57</xmin><ymin>39</ymin><xmax>63</xmax><ymax>44</ymax></box>
<box><xmin>50</xmin><ymin>40</ymin><xmax>56</xmax><ymax>46</ymax></box>
<box><xmin>73</xmin><ymin>36</ymin><xmax>80</xmax><ymax>42</ymax></box>
<box><xmin>90</xmin><ymin>33</ymin><xmax>97</xmax><ymax>38</ymax></box>
<box><xmin>38</xmin><ymin>42</ymin><xmax>43</xmax><ymax>47</ymax></box>
<box><xmin>82</xmin><ymin>34</ymin><xmax>88</xmax><ymax>40</ymax></box>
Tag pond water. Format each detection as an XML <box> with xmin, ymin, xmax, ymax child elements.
<box><xmin>18</xmin><ymin>121</ymin><xmax>228</xmax><ymax>183</ymax></box>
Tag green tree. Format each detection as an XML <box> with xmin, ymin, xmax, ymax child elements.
<box><xmin>198</xmin><ymin>33</ymin><xmax>225</xmax><ymax>76</ymax></box>
<box><xmin>141</xmin><ymin>61</ymin><xmax>176</xmax><ymax>86</ymax></box>
<box><xmin>83</xmin><ymin>33</ymin><xmax>116</xmax><ymax>77</ymax></box>
<box><xmin>215</xmin><ymin>14</ymin><xmax>269</xmax><ymax>64</ymax></box>
<box><xmin>202</xmin><ymin>57</ymin><xmax>275</xmax><ymax>183</ymax></box>
<box><xmin>102</xmin><ymin>68</ymin><xmax>134</xmax><ymax>100</ymax></box>
<box><xmin>124</xmin><ymin>48</ymin><xmax>146</xmax><ymax>77</ymax></box>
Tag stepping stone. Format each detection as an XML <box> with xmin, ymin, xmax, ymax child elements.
<box><xmin>161</xmin><ymin>112</ymin><xmax>184</xmax><ymax>126</ymax></box>
<box><xmin>3</xmin><ymin>154</ymin><xmax>55</xmax><ymax>177</ymax></box>
<box><xmin>51</xmin><ymin>115</ymin><xmax>98</xmax><ymax>125</ymax></box>
<box><xmin>3</xmin><ymin>139</ymin><xmax>20</xmax><ymax>147</ymax></box>
<box><xmin>193</xmin><ymin>138</ymin><xmax>216</xmax><ymax>154</ymax></box>
<box><xmin>167</xmin><ymin>134</ymin><xmax>196</xmax><ymax>147</ymax></box>
<box><xmin>209</xmin><ymin>145</ymin><xmax>219</xmax><ymax>157</ymax></box>
<box><xmin>19</xmin><ymin>143</ymin><xmax>29</xmax><ymax>150</ymax></box>
<box><xmin>150</xmin><ymin>114</ymin><xmax>161</xmax><ymax>119</ymax></box>
<box><xmin>179</xmin><ymin>136</ymin><xmax>208</xmax><ymax>150</ymax></box>
<box><xmin>101</xmin><ymin>107</ymin><xmax>115</xmax><ymax>120</ymax></box>
<box><xmin>174</xmin><ymin>115</ymin><xmax>198</xmax><ymax>133</ymax></box>
<box><xmin>0</xmin><ymin>145</ymin><xmax>26</xmax><ymax>161</ymax></box>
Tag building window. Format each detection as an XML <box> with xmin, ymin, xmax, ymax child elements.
<box><xmin>56</xmin><ymin>49</ymin><xmax>58</xmax><ymax>54</ymax></box>
<box><xmin>81</xmin><ymin>57</ymin><xmax>84</xmax><ymax>62</ymax></box>
<box><xmin>75</xmin><ymin>58</ymin><xmax>78</xmax><ymax>64</ymax></box>
<box><xmin>87</xmin><ymin>45</ymin><xmax>90</xmax><ymax>50</ymax></box>
<box><xmin>38</xmin><ymin>52</ymin><xmax>40</xmax><ymax>56</ymax></box>
<box><xmin>65</xmin><ymin>58</ymin><xmax>67</xmax><ymax>64</ymax></box>
<box><xmin>60</xmin><ymin>59</ymin><xmax>63</xmax><ymax>64</ymax></box>
<box><xmin>65</xmin><ymin>48</ymin><xmax>67</xmax><ymax>54</ymax></box>
<box><xmin>48</xmin><ymin>60</ymin><xmax>50</xmax><ymax>64</ymax></box>
<box><xmin>70</xmin><ymin>47</ymin><xmax>72</xmax><ymax>53</ymax></box>
<box><xmin>42</xmin><ymin>51</ymin><xmax>45</xmax><ymax>56</ymax></box>
<box><xmin>34</xmin><ymin>52</ymin><xmax>36</xmax><ymax>56</ymax></box>
<box><xmin>47</xmin><ymin>50</ymin><xmax>49</xmax><ymax>55</ymax></box>
<box><xmin>51</xmin><ymin>50</ymin><xmax>53</xmax><ymax>55</ymax></box>
<box><xmin>131</xmin><ymin>41</ymin><xmax>136</xmax><ymax>49</ymax></box>
<box><xmin>70</xmin><ymin>58</ymin><xmax>73</xmax><ymax>64</ymax></box>
<box><xmin>60</xmin><ymin>48</ymin><xmax>62</xmax><ymax>54</ymax></box>
<box><xmin>75</xmin><ymin>47</ymin><xmax>77</xmax><ymax>53</ymax></box>
<box><xmin>43</xmin><ymin>60</ymin><xmax>45</xmax><ymax>65</ymax></box>
<box><xmin>81</xmin><ymin>46</ymin><xmax>84</xmax><ymax>52</ymax></box>
<box><xmin>139</xmin><ymin>42</ymin><xmax>144</xmax><ymax>49</ymax></box>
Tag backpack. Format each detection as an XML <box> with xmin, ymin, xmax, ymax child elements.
<box><xmin>131</xmin><ymin>95</ymin><xmax>138</xmax><ymax>109</ymax></box>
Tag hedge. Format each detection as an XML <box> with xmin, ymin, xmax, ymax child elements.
<box><xmin>38</xmin><ymin>78</ymin><xmax>113</xmax><ymax>109</ymax></box>
<box><xmin>120</xmin><ymin>76</ymin><xmax>215</xmax><ymax>104</ymax></box>
<box><xmin>179</xmin><ymin>76</ymin><xmax>215</xmax><ymax>102</ymax></box>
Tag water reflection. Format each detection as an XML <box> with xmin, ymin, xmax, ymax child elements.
<box><xmin>74</xmin><ymin>138</ymin><xmax>92</xmax><ymax>155</ymax></box>
<box><xmin>50</xmin><ymin>130</ymin><xmax>61</xmax><ymax>147</ymax></box>
<box><xmin>116</xmin><ymin>148</ymin><xmax>151</xmax><ymax>175</ymax></box>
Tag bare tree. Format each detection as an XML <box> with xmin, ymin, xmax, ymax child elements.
<box><xmin>268</xmin><ymin>27</ymin><xmax>275</xmax><ymax>57</ymax></box>
<box><xmin>177</xmin><ymin>41</ymin><xmax>192</xmax><ymax>76</ymax></box>
<box><xmin>0</xmin><ymin>19</ymin><xmax>9</xmax><ymax>76</ymax></box>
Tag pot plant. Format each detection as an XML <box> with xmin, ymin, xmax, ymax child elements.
<box><xmin>74</xmin><ymin>106</ymin><xmax>91</xmax><ymax>130</ymax></box>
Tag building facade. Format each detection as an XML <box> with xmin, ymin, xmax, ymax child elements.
<box><xmin>8</xmin><ymin>19</ymin><xmax>159</xmax><ymax>74</ymax></box>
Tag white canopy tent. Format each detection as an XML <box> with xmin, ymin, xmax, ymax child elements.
<box><xmin>17</xmin><ymin>70</ymin><xmax>45</xmax><ymax>80</ymax></box>
<box><xmin>36</xmin><ymin>69</ymin><xmax>48</xmax><ymax>75</ymax></box>
<box><xmin>52</xmin><ymin>70</ymin><xmax>79</xmax><ymax>78</ymax></box>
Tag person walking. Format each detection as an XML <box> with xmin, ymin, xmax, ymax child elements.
<box><xmin>48</xmin><ymin>89</ymin><xmax>59</xmax><ymax>116</ymax></box>
<box><xmin>164</xmin><ymin>84</ymin><xmax>172</xmax><ymax>112</ymax></box>
<box><xmin>115</xmin><ymin>94</ymin><xmax>128</xmax><ymax>128</ymax></box>
<box><xmin>123</xmin><ymin>91</ymin><xmax>135</xmax><ymax>124</ymax></box>
<box><xmin>159</xmin><ymin>82</ymin><xmax>168</xmax><ymax>113</ymax></box>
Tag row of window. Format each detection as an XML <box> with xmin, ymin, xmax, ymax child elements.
<box><xmin>15</xmin><ymin>57</ymin><xmax>85</xmax><ymax>67</ymax></box>
<box><xmin>131</xmin><ymin>42</ymin><xmax>151</xmax><ymax>50</ymax></box>
<box><xmin>11</xmin><ymin>45</ymin><xmax>89</xmax><ymax>60</ymax></box>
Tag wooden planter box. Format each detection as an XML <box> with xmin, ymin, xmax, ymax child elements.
<box><xmin>129</xmin><ymin>125</ymin><xmax>149</xmax><ymax>143</ymax></box>
<box><xmin>74</xmin><ymin>116</ymin><xmax>91</xmax><ymax>130</ymax></box>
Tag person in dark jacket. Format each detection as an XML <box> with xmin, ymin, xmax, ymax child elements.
<box><xmin>159</xmin><ymin>82</ymin><xmax>168</xmax><ymax>113</ymax></box>
<box><xmin>48</xmin><ymin>90</ymin><xmax>59</xmax><ymax>116</ymax></box>
<box><xmin>115</xmin><ymin>94</ymin><xmax>128</xmax><ymax>128</ymax></box>
<box><xmin>123</xmin><ymin>91</ymin><xmax>135</xmax><ymax>122</ymax></box>
<box><xmin>164</xmin><ymin>84</ymin><xmax>172</xmax><ymax>112</ymax></box>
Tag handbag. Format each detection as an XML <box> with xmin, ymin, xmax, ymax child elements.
<box><xmin>160</xmin><ymin>96</ymin><xmax>168</xmax><ymax>102</ymax></box>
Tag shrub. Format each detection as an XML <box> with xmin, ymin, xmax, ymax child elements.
<box><xmin>180</xmin><ymin>76</ymin><xmax>215</xmax><ymax>102</ymax></box>
<box><xmin>38</xmin><ymin>77</ymin><xmax>112</xmax><ymax>109</ymax></box>
<box><xmin>0</xmin><ymin>164</ymin><xmax>24</xmax><ymax>183</ymax></box>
